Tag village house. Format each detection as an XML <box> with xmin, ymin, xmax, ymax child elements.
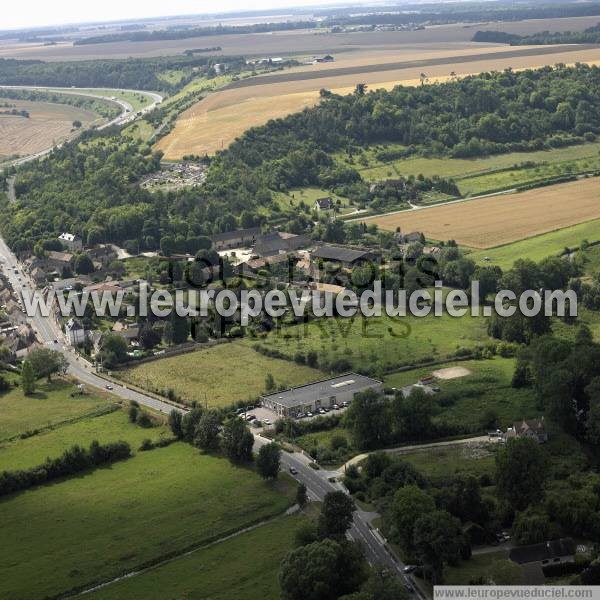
<box><xmin>45</xmin><ymin>251</ymin><xmax>75</xmax><ymax>275</ymax></box>
<box><xmin>58</xmin><ymin>233</ymin><xmax>83</xmax><ymax>252</ymax></box>
<box><xmin>504</xmin><ymin>417</ymin><xmax>548</xmax><ymax>444</ymax></box>
<box><xmin>313</xmin><ymin>197</ymin><xmax>333</xmax><ymax>211</ymax></box>
<box><xmin>86</xmin><ymin>245</ymin><xmax>118</xmax><ymax>268</ymax></box>
<box><xmin>236</xmin><ymin>253</ymin><xmax>293</xmax><ymax>279</ymax></box>
<box><xmin>210</xmin><ymin>227</ymin><xmax>261</xmax><ymax>251</ymax></box>
<box><xmin>509</xmin><ymin>538</ymin><xmax>575</xmax><ymax>584</ymax></box>
<box><xmin>66</xmin><ymin>318</ymin><xmax>86</xmax><ymax>346</ymax></box>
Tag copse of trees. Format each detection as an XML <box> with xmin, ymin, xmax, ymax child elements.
<box><xmin>474</xmin><ymin>23</ymin><xmax>600</xmax><ymax>46</ymax></box>
<box><xmin>0</xmin><ymin>440</ymin><xmax>131</xmax><ymax>496</ymax></box>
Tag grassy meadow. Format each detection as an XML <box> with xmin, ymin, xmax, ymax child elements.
<box><xmin>0</xmin><ymin>377</ymin><xmax>112</xmax><ymax>441</ymax></box>
<box><xmin>87</xmin><ymin>514</ymin><xmax>307</xmax><ymax>600</ymax></box>
<box><xmin>468</xmin><ymin>219</ymin><xmax>600</xmax><ymax>269</ymax></box>
<box><xmin>0</xmin><ymin>442</ymin><xmax>293</xmax><ymax>599</ymax></box>
<box><xmin>251</xmin><ymin>312</ymin><xmax>490</xmax><ymax>374</ymax></box>
<box><xmin>385</xmin><ymin>357</ymin><xmax>539</xmax><ymax>430</ymax></box>
<box><xmin>118</xmin><ymin>342</ymin><xmax>325</xmax><ymax>407</ymax></box>
<box><xmin>0</xmin><ymin>408</ymin><xmax>169</xmax><ymax>471</ymax></box>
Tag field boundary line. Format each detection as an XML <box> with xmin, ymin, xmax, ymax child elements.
<box><xmin>60</xmin><ymin>507</ymin><xmax>298</xmax><ymax>599</ymax></box>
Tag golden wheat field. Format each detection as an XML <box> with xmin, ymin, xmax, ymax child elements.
<box><xmin>0</xmin><ymin>100</ymin><xmax>99</xmax><ymax>160</ymax></box>
<box><xmin>364</xmin><ymin>178</ymin><xmax>600</xmax><ymax>249</ymax></box>
<box><xmin>156</xmin><ymin>43</ymin><xmax>600</xmax><ymax>160</ymax></box>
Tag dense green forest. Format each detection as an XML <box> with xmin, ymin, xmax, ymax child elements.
<box><xmin>0</xmin><ymin>88</ymin><xmax>120</xmax><ymax>119</ymax></box>
<box><xmin>4</xmin><ymin>64</ymin><xmax>600</xmax><ymax>254</ymax></box>
<box><xmin>474</xmin><ymin>22</ymin><xmax>600</xmax><ymax>45</ymax></box>
<box><xmin>0</xmin><ymin>56</ymin><xmax>244</xmax><ymax>92</ymax></box>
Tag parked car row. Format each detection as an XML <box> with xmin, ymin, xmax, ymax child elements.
<box><xmin>295</xmin><ymin>401</ymin><xmax>350</xmax><ymax>419</ymax></box>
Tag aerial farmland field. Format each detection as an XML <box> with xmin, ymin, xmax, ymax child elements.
<box><xmin>156</xmin><ymin>43</ymin><xmax>600</xmax><ymax>159</ymax></box>
<box><xmin>0</xmin><ymin>99</ymin><xmax>100</xmax><ymax>160</ymax></box>
<box><xmin>366</xmin><ymin>177</ymin><xmax>600</xmax><ymax>249</ymax></box>
<box><xmin>118</xmin><ymin>342</ymin><xmax>325</xmax><ymax>407</ymax></box>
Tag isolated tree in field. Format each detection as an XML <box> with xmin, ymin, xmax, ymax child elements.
<box><xmin>128</xmin><ymin>404</ymin><xmax>139</xmax><ymax>423</ymax></box>
<box><xmin>168</xmin><ymin>409</ymin><xmax>183</xmax><ymax>439</ymax></box>
<box><xmin>27</xmin><ymin>348</ymin><xmax>69</xmax><ymax>382</ymax></box>
<box><xmin>279</xmin><ymin>539</ymin><xmax>366</xmax><ymax>600</ymax></box>
<box><xmin>72</xmin><ymin>120</ymin><xmax>82</xmax><ymax>129</ymax></box>
<box><xmin>296</xmin><ymin>482</ymin><xmax>308</xmax><ymax>508</ymax></box>
<box><xmin>318</xmin><ymin>491</ymin><xmax>355</xmax><ymax>537</ymax></box>
<box><xmin>222</xmin><ymin>418</ymin><xmax>254</xmax><ymax>462</ymax></box>
<box><xmin>21</xmin><ymin>360</ymin><xmax>36</xmax><ymax>396</ymax></box>
<box><xmin>257</xmin><ymin>442</ymin><xmax>281</xmax><ymax>479</ymax></box>
<box><xmin>496</xmin><ymin>437</ymin><xmax>548</xmax><ymax>511</ymax></box>
<box><xmin>194</xmin><ymin>411</ymin><xmax>221</xmax><ymax>451</ymax></box>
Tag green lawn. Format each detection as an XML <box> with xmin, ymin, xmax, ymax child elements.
<box><xmin>271</xmin><ymin>187</ymin><xmax>355</xmax><ymax>215</ymax></box>
<box><xmin>399</xmin><ymin>444</ymin><xmax>496</xmax><ymax>482</ymax></box>
<box><xmin>468</xmin><ymin>219</ymin><xmax>600</xmax><ymax>270</ymax></box>
<box><xmin>386</xmin><ymin>357</ymin><xmax>539</xmax><ymax>431</ymax></box>
<box><xmin>0</xmin><ymin>409</ymin><xmax>169</xmax><ymax>471</ymax></box>
<box><xmin>0</xmin><ymin>443</ymin><xmax>293</xmax><ymax>599</ymax></box>
<box><xmin>252</xmin><ymin>312</ymin><xmax>489</xmax><ymax>374</ymax></box>
<box><xmin>443</xmin><ymin>551</ymin><xmax>522</xmax><ymax>585</ymax></box>
<box><xmin>87</xmin><ymin>514</ymin><xmax>307</xmax><ymax>600</ymax></box>
<box><xmin>118</xmin><ymin>342</ymin><xmax>325</xmax><ymax>407</ymax></box>
<box><xmin>0</xmin><ymin>378</ymin><xmax>111</xmax><ymax>441</ymax></box>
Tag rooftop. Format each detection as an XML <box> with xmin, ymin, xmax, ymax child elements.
<box><xmin>261</xmin><ymin>373</ymin><xmax>382</xmax><ymax>409</ymax></box>
<box><xmin>509</xmin><ymin>538</ymin><xmax>576</xmax><ymax>565</ymax></box>
<box><xmin>210</xmin><ymin>227</ymin><xmax>261</xmax><ymax>244</ymax></box>
<box><xmin>311</xmin><ymin>245</ymin><xmax>372</xmax><ymax>264</ymax></box>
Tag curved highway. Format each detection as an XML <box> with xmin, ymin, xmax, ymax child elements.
<box><xmin>0</xmin><ymin>85</ymin><xmax>163</xmax><ymax>167</ymax></box>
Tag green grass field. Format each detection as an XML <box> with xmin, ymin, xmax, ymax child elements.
<box><xmin>271</xmin><ymin>187</ymin><xmax>355</xmax><ymax>215</ymax></box>
<box><xmin>0</xmin><ymin>378</ymin><xmax>111</xmax><ymax>441</ymax></box>
<box><xmin>385</xmin><ymin>357</ymin><xmax>538</xmax><ymax>430</ymax></box>
<box><xmin>355</xmin><ymin>142</ymin><xmax>600</xmax><ymax>182</ymax></box>
<box><xmin>468</xmin><ymin>219</ymin><xmax>600</xmax><ymax>269</ymax></box>
<box><xmin>87</xmin><ymin>514</ymin><xmax>307</xmax><ymax>600</ymax></box>
<box><xmin>0</xmin><ymin>443</ymin><xmax>293</xmax><ymax>599</ymax></box>
<box><xmin>399</xmin><ymin>443</ymin><xmax>496</xmax><ymax>481</ymax></box>
<box><xmin>251</xmin><ymin>312</ymin><xmax>489</xmax><ymax>373</ymax></box>
<box><xmin>118</xmin><ymin>343</ymin><xmax>325</xmax><ymax>407</ymax></box>
<box><xmin>444</xmin><ymin>551</ymin><xmax>521</xmax><ymax>585</ymax></box>
<box><xmin>0</xmin><ymin>408</ymin><xmax>169</xmax><ymax>471</ymax></box>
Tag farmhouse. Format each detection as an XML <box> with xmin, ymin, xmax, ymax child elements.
<box><xmin>58</xmin><ymin>233</ymin><xmax>83</xmax><ymax>252</ymax></box>
<box><xmin>45</xmin><ymin>251</ymin><xmax>75</xmax><ymax>274</ymax></box>
<box><xmin>504</xmin><ymin>417</ymin><xmax>548</xmax><ymax>444</ymax></box>
<box><xmin>311</xmin><ymin>245</ymin><xmax>377</xmax><ymax>269</ymax></box>
<box><xmin>261</xmin><ymin>373</ymin><xmax>382</xmax><ymax>418</ymax></box>
<box><xmin>253</xmin><ymin>231</ymin><xmax>310</xmax><ymax>258</ymax></box>
<box><xmin>210</xmin><ymin>227</ymin><xmax>261</xmax><ymax>251</ymax></box>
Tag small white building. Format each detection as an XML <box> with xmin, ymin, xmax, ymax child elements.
<box><xmin>66</xmin><ymin>318</ymin><xmax>86</xmax><ymax>346</ymax></box>
<box><xmin>59</xmin><ymin>233</ymin><xmax>83</xmax><ymax>252</ymax></box>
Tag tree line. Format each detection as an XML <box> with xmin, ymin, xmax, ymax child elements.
<box><xmin>0</xmin><ymin>440</ymin><xmax>131</xmax><ymax>496</ymax></box>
